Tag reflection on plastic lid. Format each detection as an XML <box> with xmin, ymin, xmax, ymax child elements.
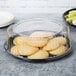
<box><xmin>13</xmin><ymin>18</ymin><xmax>64</xmax><ymax>35</ymax></box>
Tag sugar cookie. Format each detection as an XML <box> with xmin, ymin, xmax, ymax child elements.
<box><xmin>30</xmin><ymin>31</ymin><xmax>53</xmax><ymax>38</ymax></box>
<box><xmin>11</xmin><ymin>46</ymin><xmax>20</xmax><ymax>56</ymax></box>
<box><xmin>18</xmin><ymin>45</ymin><xmax>39</xmax><ymax>56</ymax></box>
<box><xmin>53</xmin><ymin>37</ymin><xmax>67</xmax><ymax>45</ymax></box>
<box><xmin>28</xmin><ymin>50</ymin><xmax>49</xmax><ymax>59</ymax></box>
<box><xmin>11</xmin><ymin>45</ymin><xmax>39</xmax><ymax>56</ymax></box>
<box><xmin>42</xmin><ymin>39</ymin><xmax>60</xmax><ymax>51</ymax></box>
<box><xmin>27</xmin><ymin>37</ymin><xmax>49</xmax><ymax>47</ymax></box>
<box><xmin>27</xmin><ymin>32</ymin><xmax>53</xmax><ymax>47</ymax></box>
<box><xmin>13</xmin><ymin>36</ymin><xmax>28</xmax><ymax>45</ymax></box>
<box><xmin>49</xmin><ymin>46</ymin><xmax>67</xmax><ymax>56</ymax></box>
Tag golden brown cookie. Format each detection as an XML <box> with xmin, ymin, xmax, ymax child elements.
<box><xmin>42</xmin><ymin>38</ymin><xmax>60</xmax><ymax>51</ymax></box>
<box><xmin>13</xmin><ymin>36</ymin><xmax>28</xmax><ymax>45</ymax></box>
<box><xmin>53</xmin><ymin>37</ymin><xmax>67</xmax><ymax>45</ymax></box>
<box><xmin>11</xmin><ymin>46</ymin><xmax>20</xmax><ymax>56</ymax></box>
<box><xmin>11</xmin><ymin>45</ymin><xmax>39</xmax><ymax>56</ymax></box>
<box><xmin>26</xmin><ymin>32</ymin><xmax>53</xmax><ymax>48</ymax></box>
<box><xmin>18</xmin><ymin>45</ymin><xmax>39</xmax><ymax>56</ymax></box>
<box><xmin>27</xmin><ymin>37</ymin><xmax>49</xmax><ymax>48</ymax></box>
<box><xmin>28</xmin><ymin>50</ymin><xmax>49</xmax><ymax>59</ymax></box>
<box><xmin>49</xmin><ymin>46</ymin><xmax>67</xmax><ymax>56</ymax></box>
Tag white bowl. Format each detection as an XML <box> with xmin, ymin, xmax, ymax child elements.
<box><xmin>0</xmin><ymin>11</ymin><xmax>15</xmax><ymax>28</ymax></box>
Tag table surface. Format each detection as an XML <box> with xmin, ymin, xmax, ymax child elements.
<box><xmin>0</xmin><ymin>14</ymin><xmax>76</xmax><ymax>76</ymax></box>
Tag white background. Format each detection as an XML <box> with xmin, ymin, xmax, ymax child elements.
<box><xmin>0</xmin><ymin>0</ymin><xmax>76</xmax><ymax>14</ymax></box>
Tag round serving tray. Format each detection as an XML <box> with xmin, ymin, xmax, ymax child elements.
<box><xmin>63</xmin><ymin>8</ymin><xmax>76</xmax><ymax>27</ymax></box>
<box><xmin>4</xmin><ymin>36</ymin><xmax>72</xmax><ymax>62</ymax></box>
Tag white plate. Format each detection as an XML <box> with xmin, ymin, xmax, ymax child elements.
<box><xmin>0</xmin><ymin>11</ymin><xmax>15</xmax><ymax>28</ymax></box>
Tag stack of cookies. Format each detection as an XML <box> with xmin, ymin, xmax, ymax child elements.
<box><xmin>11</xmin><ymin>32</ymin><xmax>67</xmax><ymax>59</ymax></box>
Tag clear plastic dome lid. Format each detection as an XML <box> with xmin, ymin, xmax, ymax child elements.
<box><xmin>7</xmin><ymin>18</ymin><xmax>70</xmax><ymax>39</ymax></box>
<box><xmin>11</xmin><ymin>18</ymin><xmax>66</xmax><ymax>36</ymax></box>
<box><xmin>6</xmin><ymin>18</ymin><xmax>71</xmax><ymax>61</ymax></box>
